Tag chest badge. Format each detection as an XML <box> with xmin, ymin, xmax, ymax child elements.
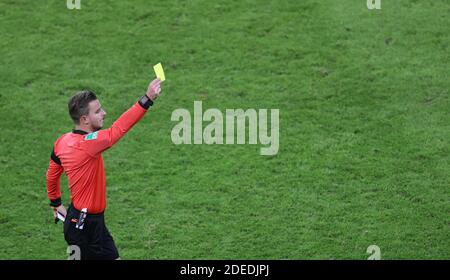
<box><xmin>84</xmin><ymin>131</ymin><xmax>98</xmax><ymax>140</ymax></box>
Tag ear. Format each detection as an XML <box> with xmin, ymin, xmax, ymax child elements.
<box><xmin>80</xmin><ymin>115</ymin><xmax>89</xmax><ymax>125</ymax></box>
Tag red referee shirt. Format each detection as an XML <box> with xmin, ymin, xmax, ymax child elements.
<box><xmin>46</xmin><ymin>99</ymin><xmax>151</xmax><ymax>214</ymax></box>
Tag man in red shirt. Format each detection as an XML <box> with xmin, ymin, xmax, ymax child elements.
<box><xmin>46</xmin><ymin>78</ymin><xmax>162</xmax><ymax>259</ymax></box>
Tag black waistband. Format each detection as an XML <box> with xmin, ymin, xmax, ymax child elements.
<box><xmin>69</xmin><ymin>204</ymin><xmax>104</xmax><ymax>217</ymax></box>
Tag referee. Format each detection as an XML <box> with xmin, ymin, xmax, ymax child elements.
<box><xmin>46</xmin><ymin>78</ymin><xmax>162</xmax><ymax>260</ymax></box>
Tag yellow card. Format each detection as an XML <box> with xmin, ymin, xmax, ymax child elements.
<box><xmin>153</xmin><ymin>63</ymin><xmax>165</xmax><ymax>82</ymax></box>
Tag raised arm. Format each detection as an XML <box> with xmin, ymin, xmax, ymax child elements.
<box><xmin>83</xmin><ymin>78</ymin><xmax>162</xmax><ymax>156</ymax></box>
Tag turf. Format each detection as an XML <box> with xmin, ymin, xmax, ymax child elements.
<box><xmin>0</xmin><ymin>0</ymin><xmax>449</xmax><ymax>259</ymax></box>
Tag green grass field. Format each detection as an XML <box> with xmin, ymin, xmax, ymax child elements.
<box><xmin>0</xmin><ymin>0</ymin><xmax>449</xmax><ymax>259</ymax></box>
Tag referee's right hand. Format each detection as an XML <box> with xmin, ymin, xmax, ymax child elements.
<box><xmin>146</xmin><ymin>78</ymin><xmax>162</xmax><ymax>101</ymax></box>
<box><xmin>51</xmin><ymin>205</ymin><xmax>67</xmax><ymax>220</ymax></box>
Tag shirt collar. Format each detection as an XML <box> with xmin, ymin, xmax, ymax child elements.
<box><xmin>72</xmin><ymin>129</ymin><xmax>89</xmax><ymax>135</ymax></box>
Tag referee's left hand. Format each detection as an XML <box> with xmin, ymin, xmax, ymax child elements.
<box><xmin>146</xmin><ymin>78</ymin><xmax>162</xmax><ymax>101</ymax></box>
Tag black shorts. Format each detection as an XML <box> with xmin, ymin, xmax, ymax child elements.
<box><xmin>64</xmin><ymin>205</ymin><xmax>119</xmax><ymax>260</ymax></box>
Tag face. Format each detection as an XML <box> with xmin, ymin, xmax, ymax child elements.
<box><xmin>82</xmin><ymin>100</ymin><xmax>107</xmax><ymax>131</ymax></box>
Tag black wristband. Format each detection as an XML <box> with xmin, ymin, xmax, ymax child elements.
<box><xmin>50</xmin><ymin>197</ymin><xmax>62</xmax><ymax>207</ymax></box>
<box><xmin>138</xmin><ymin>95</ymin><xmax>153</xmax><ymax>110</ymax></box>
